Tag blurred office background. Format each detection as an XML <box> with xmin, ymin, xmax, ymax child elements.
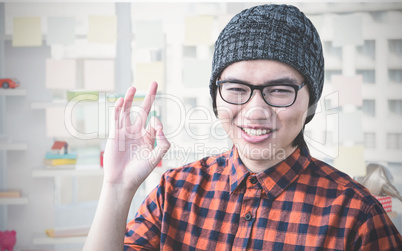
<box><xmin>0</xmin><ymin>2</ymin><xmax>401</xmax><ymax>250</ymax></box>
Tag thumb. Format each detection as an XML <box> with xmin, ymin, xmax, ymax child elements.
<box><xmin>149</xmin><ymin>129</ymin><xmax>170</xmax><ymax>167</ymax></box>
<box><xmin>148</xmin><ymin>118</ymin><xmax>170</xmax><ymax>168</ymax></box>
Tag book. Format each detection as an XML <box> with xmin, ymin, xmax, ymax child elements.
<box><xmin>45</xmin><ymin>164</ymin><xmax>75</xmax><ymax>170</ymax></box>
<box><xmin>66</xmin><ymin>90</ymin><xmax>99</xmax><ymax>101</ymax></box>
<box><xmin>45</xmin><ymin>225</ymin><xmax>90</xmax><ymax>238</ymax></box>
<box><xmin>45</xmin><ymin>151</ymin><xmax>77</xmax><ymax>159</ymax></box>
<box><xmin>0</xmin><ymin>190</ymin><xmax>21</xmax><ymax>198</ymax></box>
<box><xmin>44</xmin><ymin>158</ymin><xmax>77</xmax><ymax>166</ymax></box>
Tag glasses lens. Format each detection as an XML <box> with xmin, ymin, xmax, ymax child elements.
<box><xmin>220</xmin><ymin>82</ymin><xmax>251</xmax><ymax>104</ymax></box>
<box><xmin>263</xmin><ymin>85</ymin><xmax>296</xmax><ymax>107</ymax></box>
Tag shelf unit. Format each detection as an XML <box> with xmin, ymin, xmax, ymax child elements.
<box><xmin>33</xmin><ymin>233</ymin><xmax>86</xmax><ymax>246</ymax></box>
<box><xmin>0</xmin><ymin>88</ymin><xmax>27</xmax><ymax>96</ymax></box>
<box><xmin>0</xmin><ymin>143</ymin><xmax>28</xmax><ymax>151</ymax></box>
<box><xmin>0</xmin><ymin>90</ymin><xmax>29</xmax><ymax>153</ymax></box>
<box><xmin>0</xmin><ymin>88</ymin><xmax>28</xmax><ymax>230</ymax></box>
<box><xmin>30</xmin><ymin>166</ymin><xmax>103</xmax><ymax>248</ymax></box>
<box><xmin>0</xmin><ymin>197</ymin><xmax>28</xmax><ymax>205</ymax></box>
<box><xmin>30</xmin><ymin>95</ymin><xmax>146</xmax><ymax>110</ymax></box>
<box><xmin>31</xmin><ymin>101</ymin><xmax>68</xmax><ymax>110</ymax></box>
<box><xmin>32</xmin><ymin>167</ymin><xmax>103</xmax><ymax>178</ymax></box>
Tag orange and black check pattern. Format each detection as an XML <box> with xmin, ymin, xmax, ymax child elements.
<box><xmin>124</xmin><ymin>145</ymin><xmax>402</xmax><ymax>250</ymax></box>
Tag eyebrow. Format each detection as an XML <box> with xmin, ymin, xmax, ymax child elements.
<box><xmin>219</xmin><ymin>77</ymin><xmax>301</xmax><ymax>86</ymax></box>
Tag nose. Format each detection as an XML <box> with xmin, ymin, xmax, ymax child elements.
<box><xmin>243</xmin><ymin>90</ymin><xmax>273</xmax><ymax>121</ymax></box>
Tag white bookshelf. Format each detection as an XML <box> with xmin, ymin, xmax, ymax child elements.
<box><xmin>0</xmin><ymin>85</ymin><xmax>28</xmax><ymax>230</ymax></box>
<box><xmin>32</xmin><ymin>167</ymin><xmax>103</xmax><ymax>178</ymax></box>
<box><xmin>0</xmin><ymin>143</ymin><xmax>28</xmax><ymax>151</ymax></box>
<box><xmin>31</xmin><ymin>100</ymin><xmax>68</xmax><ymax>109</ymax></box>
<box><xmin>0</xmin><ymin>88</ymin><xmax>27</xmax><ymax>96</ymax></box>
<box><xmin>31</xmin><ymin>96</ymin><xmax>145</xmax><ymax>110</ymax></box>
<box><xmin>0</xmin><ymin>197</ymin><xmax>28</xmax><ymax>205</ymax></box>
<box><xmin>32</xmin><ymin>233</ymin><xmax>86</xmax><ymax>245</ymax></box>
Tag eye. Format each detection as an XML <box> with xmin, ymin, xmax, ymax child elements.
<box><xmin>223</xmin><ymin>83</ymin><xmax>249</xmax><ymax>93</ymax></box>
<box><xmin>265</xmin><ymin>86</ymin><xmax>294</xmax><ymax>95</ymax></box>
<box><xmin>228</xmin><ymin>87</ymin><xmax>247</xmax><ymax>92</ymax></box>
<box><xmin>272</xmin><ymin>88</ymin><xmax>292</xmax><ymax>93</ymax></box>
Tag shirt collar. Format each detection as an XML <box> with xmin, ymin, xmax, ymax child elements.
<box><xmin>228</xmin><ymin>147</ymin><xmax>249</xmax><ymax>193</ymax></box>
<box><xmin>228</xmin><ymin>145</ymin><xmax>311</xmax><ymax>199</ymax></box>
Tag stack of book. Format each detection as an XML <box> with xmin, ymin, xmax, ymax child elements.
<box><xmin>44</xmin><ymin>152</ymin><xmax>77</xmax><ymax>169</ymax></box>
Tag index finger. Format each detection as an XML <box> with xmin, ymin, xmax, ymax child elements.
<box><xmin>135</xmin><ymin>81</ymin><xmax>158</xmax><ymax>128</ymax></box>
<box><xmin>122</xmin><ymin>86</ymin><xmax>136</xmax><ymax>128</ymax></box>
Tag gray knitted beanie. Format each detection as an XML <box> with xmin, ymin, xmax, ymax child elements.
<box><xmin>209</xmin><ymin>4</ymin><xmax>324</xmax><ymax>124</ymax></box>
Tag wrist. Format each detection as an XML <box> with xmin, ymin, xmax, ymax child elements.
<box><xmin>101</xmin><ymin>181</ymin><xmax>138</xmax><ymax>209</ymax></box>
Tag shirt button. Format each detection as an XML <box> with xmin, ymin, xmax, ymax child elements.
<box><xmin>250</xmin><ymin>176</ymin><xmax>258</xmax><ymax>184</ymax></box>
<box><xmin>245</xmin><ymin>212</ymin><xmax>252</xmax><ymax>221</ymax></box>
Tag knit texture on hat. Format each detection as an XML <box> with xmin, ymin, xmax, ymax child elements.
<box><xmin>209</xmin><ymin>4</ymin><xmax>324</xmax><ymax>123</ymax></box>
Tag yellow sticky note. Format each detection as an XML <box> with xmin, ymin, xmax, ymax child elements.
<box><xmin>334</xmin><ymin>145</ymin><xmax>366</xmax><ymax>177</ymax></box>
<box><xmin>184</xmin><ymin>16</ymin><xmax>214</xmax><ymax>46</ymax></box>
<box><xmin>13</xmin><ymin>17</ymin><xmax>42</xmax><ymax>47</ymax></box>
<box><xmin>134</xmin><ymin>62</ymin><xmax>165</xmax><ymax>91</ymax></box>
<box><xmin>88</xmin><ymin>16</ymin><xmax>117</xmax><ymax>43</ymax></box>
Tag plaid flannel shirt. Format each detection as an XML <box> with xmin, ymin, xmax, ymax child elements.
<box><xmin>124</xmin><ymin>145</ymin><xmax>402</xmax><ymax>250</ymax></box>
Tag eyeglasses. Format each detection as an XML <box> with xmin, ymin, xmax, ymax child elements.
<box><xmin>216</xmin><ymin>80</ymin><xmax>306</xmax><ymax>107</ymax></box>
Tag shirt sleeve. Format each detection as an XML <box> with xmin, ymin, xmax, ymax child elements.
<box><xmin>124</xmin><ymin>172</ymin><xmax>168</xmax><ymax>250</ymax></box>
<box><xmin>353</xmin><ymin>202</ymin><xmax>402</xmax><ymax>250</ymax></box>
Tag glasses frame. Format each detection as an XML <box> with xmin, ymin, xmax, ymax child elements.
<box><xmin>216</xmin><ymin>80</ymin><xmax>306</xmax><ymax>108</ymax></box>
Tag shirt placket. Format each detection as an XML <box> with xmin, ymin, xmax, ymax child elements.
<box><xmin>233</xmin><ymin>175</ymin><xmax>262</xmax><ymax>250</ymax></box>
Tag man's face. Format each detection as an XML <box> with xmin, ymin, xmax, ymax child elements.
<box><xmin>216</xmin><ymin>59</ymin><xmax>310</xmax><ymax>172</ymax></box>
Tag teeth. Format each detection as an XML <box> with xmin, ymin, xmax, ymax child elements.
<box><xmin>243</xmin><ymin>128</ymin><xmax>271</xmax><ymax>136</ymax></box>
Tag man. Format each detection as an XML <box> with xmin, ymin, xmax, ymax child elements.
<box><xmin>84</xmin><ymin>4</ymin><xmax>402</xmax><ymax>250</ymax></box>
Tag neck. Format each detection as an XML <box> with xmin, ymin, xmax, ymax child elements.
<box><xmin>236</xmin><ymin>145</ymin><xmax>298</xmax><ymax>173</ymax></box>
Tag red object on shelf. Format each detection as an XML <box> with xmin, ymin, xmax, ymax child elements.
<box><xmin>0</xmin><ymin>230</ymin><xmax>16</xmax><ymax>251</ymax></box>
<box><xmin>51</xmin><ymin>141</ymin><xmax>69</xmax><ymax>155</ymax></box>
<box><xmin>0</xmin><ymin>78</ymin><xmax>20</xmax><ymax>89</ymax></box>
<box><xmin>100</xmin><ymin>151</ymin><xmax>104</xmax><ymax>168</ymax></box>
<box><xmin>374</xmin><ymin>195</ymin><xmax>392</xmax><ymax>213</ymax></box>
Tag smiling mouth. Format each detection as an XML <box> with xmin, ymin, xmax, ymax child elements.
<box><xmin>240</xmin><ymin>127</ymin><xmax>275</xmax><ymax>136</ymax></box>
